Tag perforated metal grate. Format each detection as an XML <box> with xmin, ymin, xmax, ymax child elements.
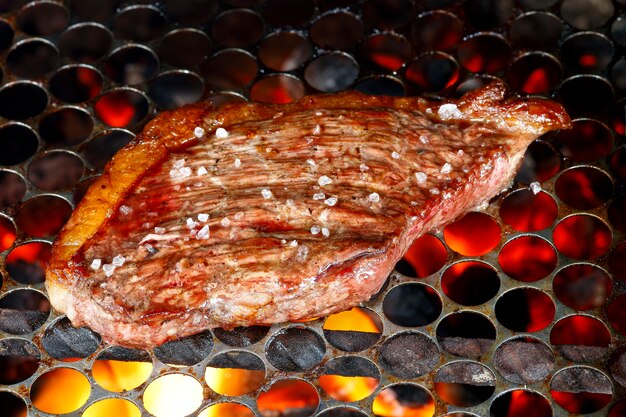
<box><xmin>0</xmin><ymin>0</ymin><xmax>625</xmax><ymax>416</ymax></box>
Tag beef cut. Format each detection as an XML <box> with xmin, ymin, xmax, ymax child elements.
<box><xmin>46</xmin><ymin>82</ymin><xmax>570</xmax><ymax>348</ymax></box>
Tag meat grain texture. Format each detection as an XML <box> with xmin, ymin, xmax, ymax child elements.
<box><xmin>46</xmin><ymin>82</ymin><xmax>570</xmax><ymax>348</ymax></box>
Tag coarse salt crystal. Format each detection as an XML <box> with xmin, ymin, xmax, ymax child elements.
<box><xmin>112</xmin><ymin>255</ymin><xmax>125</xmax><ymax>266</ymax></box>
<box><xmin>530</xmin><ymin>181</ymin><xmax>542</xmax><ymax>195</ymax></box>
<box><xmin>324</xmin><ymin>197</ymin><xmax>337</xmax><ymax>206</ymax></box>
<box><xmin>457</xmin><ymin>149</ymin><xmax>464</xmax><ymax>156</ymax></box>
<box><xmin>438</xmin><ymin>103</ymin><xmax>464</xmax><ymax>120</ymax></box>
<box><xmin>318</xmin><ymin>175</ymin><xmax>332</xmax><ymax>186</ymax></box>
<box><xmin>322</xmin><ymin>227</ymin><xmax>330</xmax><ymax>237</ymax></box>
<box><xmin>419</xmin><ymin>135</ymin><xmax>429</xmax><ymax>144</ymax></box>
<box><xmin>179</xmin><ymin>167</ymin><xmax>192</xmax><ymax>178</ymax></box>
<box><xmin>197</xmin><ymin>213</ymin><xmax>209</xmax><ymax>222</ymax></box>
<box><xmin>173</xmin><ymin>159</ymin><xmax>185</xmax><ymax>169</ymax></box>
<box><xmin>313</xmin><ymin>124</ymin><xmax>321</xmax><ymax>135</ymax></box>
<box><xmin>90</xmin><ymin>259</ymin><xmax>101</xmax><ymax>270</ymax></box>
<box><xmin>119</xmin><ymin>205</ymin><xmax>132</xmax><ymax>215</ymax></box>
<box><xmin>234</xmin><ymin>211</ymin><xmax>243</xmax><ymax>220</ymax></box>
<box><xmin>392</xmin><ymin>151</ymin><xmax>400</xmax><ymax>159</ymax></box>
<box><xmin>430</xmin><ymin>188</ymin><xmax>440</xmax><ymax>195</ymax></box>
<box><xmin>194</xmin><ymin>126</ymin><xmax>205</xmax><ymax>138</ymax></box>
<box><xmin>415</xmin><ymin>172</ymin><xmax>427</xmax><ymax>184</ymax></box>
<box><xmin>285</xmin><ymin>199</ymin><xmax>294</xmax><ymax>207</ymax></box>
<box><xmin>441</xmin><ymin>163</ymin><xmax>452</xmax><ymax>174</ymax></box>
<box><xmin>289</xmin><ymin>240</ymin><xmax>298</xmax><ymax>247</ymax></box>
<box><xmin>360</xmin><ymin>164</ymin><xmax>369</xmax><ymax>171</ymax></box>
<box><xmin>197</xmin><ymin>225</ymin><xmax>210</xmax><ymax>239</ymax></box>
<box><xmin>297</xmin><ymin>245</ymin><xmax>309</xmax><ymax>260</ymax></box>
<box><xmin>313</xmin><ymin>192</ymin><xmax>325</xmax><ymax>200</ymax></box>
<box><xmin>215</xmin><ymin>127</ymin><xmax>228</xmax><ymax>138</ymax></box>
<box><xmin>368</xmin><ymin>192</ymin><xmax>380</xmax><ymax>203</ymax></box>
<box><xmin>310</xmin><ymin>225</ymin><xmax>320</xmax><ymax>235</ymax></box>
<box><xmin>261</xmin><ymin>188</ymin><xmax>272</xmax><ymax>199</ymax></box>
<box><xmin>306</xmin><ymin>159</ymin><xmax>316</xmax><ymax>166</ymax></box>
<box><xmin>234</xmin><ymin>158</ymin><xmax>241</xmax><ymax>168</ymax></box>
<box><xmin>103</xmin><ymin>264</ymin><xmax>115</xmax><ymax>277</ymax></box>
<box><xmin>154</xmin><ymin>226</ymin><xmax>166</xmax><ymax>234</ymax></box>
<box><xmin>186</xmin><ymin>218</ymin><xmax>199</xmax><ymax>229</ymax></box>
<box><xmin>221</xmin><ymin>217</ymin><xmax>230</xmax><ymax>227</ymax></box>
<box><xmin>197</xmin><ymin>166</ymin><xmax>208</xmax><ymax>175</ymax></box>
<box><xmin>281</xmin><ymin>239</ymin><xmax>287</xmax><ymax>244</ymax></box>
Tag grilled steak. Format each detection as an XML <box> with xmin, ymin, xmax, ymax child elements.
<box><xmin>46</xmin><ymin>82</ymin><xmax>570</xmax><ymax>348</ymax></box>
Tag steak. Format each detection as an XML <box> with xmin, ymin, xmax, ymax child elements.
<box><xmin>46</xmin><ymin>82</ymin><xmax>570</xmax><ymax>348</ymax></box>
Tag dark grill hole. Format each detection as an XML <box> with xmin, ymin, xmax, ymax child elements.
<box><xmin>434</xmin><ymin>361</ymin><xmax>496</xmax><ymax>407</ymax></box>
<box><xmin>28</xmin><ymin>151</ymin><xmax>84</xmax><ymax>191</ymax></box>
<box><xmin>58</xmin><ymin>23</ymin><xmax>113</xmax><ymax>63</ymax></box>
<box><xmin>441</xmin><ymin>261</ymin><xmax>500</xmax><ymax>306</ymax></box>
<box><xmin>158</xmin><ymin>29</ymin><xmax>212</xmax><ymax>68</ymax></box>
<box><xmin>607</xmin><ymin>293</ymin><xmax>626</xmax><ymax>336</ymax></box>
<box><xmin>16</xmin><ymin>194</ymin><xmax>72</xmax><ymax>238</ymax></box>
<box><xmin>557</xmin><ymin>75</ymin><xmax>614</xmax><ymax>118</ymax></box>
<box><xmin>148</xmin><ymin>71</ymin><xmax>204</xmax><ymax>110</ymax></box>
<box><xmin>0</xmin><ymin>289</ymin><xmax>51</xmax><ymax>335</ymax></box>
<box><xmin>0</xmin><ymin>391</ymin><xmax>27</xmax><ymax>417</ymax></box>
<box><xmin>154</xmin><ymin>330</ymin><xmax>213</xmax><ymax>366</ymax></box>
<box><xmin>562</xmin><ymin>32</ymin><xmax>614</xmax><ymax>72</ymax></box>
<box><xmin>84</xmin><ymin>129</ymin><xmax>134</xmax><ymax>170</ymax></box>
<box><xmin>610</xmin><ymin>242</ymin><xmax>626</xmax><ymax>282</ymax></box>
<box><xmin>6</xmin><ymin>39</ymin><xmax>59</xmax><ymax>79</ymax></box>
<box><xmin>436</xmin><ymin>311</ymin><xmax>496</xmax><ymax>359</ymax></box>
<box><xmin>38</xmin><ymin>106</ymin><xmax>94</xmax><ymax>147</ymax></box>
<box><xmin>550</xmin><ymin>366</ymin><xmax>613</xmax><ymax>414</ymax></box>
<box><xmin>358</xmin><ymin>33</ymin><xmax>411</xmax><ymax>72</ymax></box>
<box><xmin>211</xmin><ymin>9</ymin><xmax>264</xmax><ymax>48</ymax></box>
<box><xmin>553</xmin><ymin>214</ymin><xmax>611</xmax><ymax>260</ymax></box>
<box><xmin>515</xmin><ymin>139</ymin><xmax>561</xmax><ymax>184</ymax></box>
<box><xmin>0</xmin><ymin>170</ymin><xmax>26</xmax><ymax>212</ymax></box>
<box><xmin>490</xmin><ymin>390</ymin><xmax>552</xmax><ymax>417</ymax></box>
<box><xmin>395</xmin><ymin>234</ymin><xmax>447</xmax><ymax>278</ymax></box>
<box><xmin>250</xmin><ymin>75</ymin><xmax>306</xmax><ymax>104</ymax></box>
<box><xmin>200</xmin><ymin>49</ymin><xmax>258</xmax><ymax>91</ymax></box>
<box><xmin>378</xmin><ymin>331</ymin><xmax>439</xmax><ymax>378</ymax></box>
<box><xmin>265</xmin><ymin>326</ymin><xmax>326</xmax><ymax>372</ymax></box>
<box><xmin>495</xmin><ymin>287</ymin><xmax>555</xmax><ymax>332</ymax></box>
<box><xmin>553</xmin><ymin>118</ymin><xmax>613</xmax><ymax>163</ymax></box>
<box><xmin>213</xmin><ymin>325</ymin><xmax>269</xmax><ymax>347</ymax></box>
<box><xmin>493</xmin><ymin>336</ymin><xmax>555</xmax><ymax>384</ymax></box>
<box><xmin>6</xmin><ymin>241</ymin><xmax>51</xmax><ymax>285</ymax></box>
<box><xmin>41</xmin><ymin>316</ymin><xmax>101</xmax><ymax>361</ymax></box>
<box><xmin>259</xmin><ymin>32</ymin><xmax>313</xmax><ymax>72</ymax></box>
<box><xmin>104</xmin><ymin>45</ymin><xmax>159</xmax><ymax>85</ymax></box>
<box><xmin>353</xmin><ymin>75</ymin><xmax>405</xmax><ymax>96</ymax></box>
<box><xmin>555</xmin><ymin>166</ymin><xmax>613</xmax><ymax>210</ymax></box>
<box><xmin>383</xmin><ymin>283</ymin><xmax>442</xmax><ymax>327</ymax></box>
<box><xmin>0</xmin><ymin>123</ymin><xmax>39</xmax><ymax>165</ymax></box>
<box><xmin>553</xmin><ymin>264</ymin><xmax>612</xmax><ymax>311</ymax></box>
<box><xmin>550</xmin><ymin>315</ymin><xmax>611</xmax><ymax>362</ymax></box>
<box><xmin>0</xmin><ymin>338</ymin><xmax>40</xmax><ymax>385</ymax></box>
<box><xmin>49</xmin><ymin>65</ymin><xmax>103</xmax><ymax>103</ymax></box>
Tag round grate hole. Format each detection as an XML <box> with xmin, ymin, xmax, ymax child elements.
<box><xmin>250</xmin><ymin>74</ymin><xmax>306</xmax><ymax>104</ymax></box>
<box><xmin>17</xmin><ymin>1</ymin><xmax>69</xmax><ymax>36</ymax></box>
<box><xmin>554</xmin><ymin>119</ymin><xmax>613</xmax><ymax>163</ymax></box>
<box><xmin>562</xmin><ymin>32</ymin><xmax>614</xmax><ymax>73</ymax></box>
<box><xmin>550</xmin><ymin>315</ymin><xmax>611</xmax><ymax>362</ymax></box>
<box><xmin>0</xmin><ymin>82</ymin><xmax>48</xmax><ymax>121</ymax></box>
<box><xmin>495</xmin><ymin>287</ymin><xmax>555</xmax><ymax>332</ymax></box>
<box><xmin>609</xmin><ymin>242</ymin><xmax>626</xmax><ymax>282</ymax></box>
<box><xmin>205</xmin><ymin>351</ymin><xmax>265</xmax><ymax>396</ymax></box>
<box><xmin>41</xmin><ymin>316</ymin><xmax>101</xmax><ymax>361</ymax></box>
<box><xmin>557</xmin><ymin>75</ymin><xmax>614</xmax><ymax>118</ymax></box>
<box><xmin>0</xmin><ymin>289</ymin><xmax>51</xmax><ymax>335</ymax></box>
<box><xmin>515</xmin><ymin>140</ymin><xmax>561</xmax><ymax>184</ymax></box>
<box><xmin>5</xmin><ymin>241</ymin><xmax>51</xmax><ymax>284</ymax></box>
<box><xmin>259</xmin><ymin>31</ymin><xmax>313</xmax><ymax>72</ymax></box>
<box><xmin>0</xmin><ymin>338</ymin><xmax>40</xmax><ymax>385</ymax></box>
<box><xmin>84</xmin><ymin>129</ymin><xmax>134</xmax><ymax>170</ymax></box>
<box><xmin>610</xmin><ymin>347</ymin><xmax>626</xmax><ymax>388</ymax></box>
<box><xmin>362</xmin><ymin>0</ymin><xmax>414</xmax><ymax>30</ymax></box>
<box><xmin>305</xmin><ymin>52</ymin><xmax>359</xmax><ymax>93</ymax></box>
<box><xmin>436</xmin><ymin>311</ymin><xmax>496</xmax><ymax>359</ymax></box>
<box><xmin>507</xmin><ymin>52</ymin><xmax>562</xmax><ymax>95</ymax></box>
<box><xmin>561</xmin><ymin>0</ymin><xmax>614</xmax><ymax>29</ymax></box>
<box><xmin>265</xmin><ymin>326</ymin><xmax>326</xmax><ymax>372</ymax></box>
<box><xmin>457</xmin><ymin>33</ymin><xmax>511</xmax><ymax>74</ymax></box>
<box><xmin>59</xmin><ymin>23</ymin><xmax>113</xmax><ymax>63</ymax></box>
<box><xmin>0</xmin><ymin>19</ymin><xmax>14</xmax><ymax>50</ymax></box>
<box><xmin>493</xmin><ymin>336</ymin><xmax>555</xmax><ymax>384</ymax></box>
<box><xmin>82</xmin><ymin>398</ymin><xmax>141</xmax><ymax>417</ymax></box>
<box><xmin>395</xmin><ymin>234</ymin><xmax>447</xmax><ymax>278</ymax></box>
<box><xmin>143</xmin><ymin>374</ymin><xmax>203</xmax><ymax>417</ymax></box>
<box><xmin>411</xmin><ymin>10</ymin><xmax>463</xmax><ymax>51</ymax></box>
<box><xmin>39</xmin><ymin>107</ymin><xmax>93</xmax><ymax>147</ymax></box>
<box><xmin>441</xmin><ymin>261</ymin><xmax>500</xmax><ymax>306</ymax></box>
<box><xmin>200</xmin><ymin>49</ymin><xmax>258</xmax><ymax>91</ymax></box>
<box><xmin>49</xmin><ymin>65</ymin><xmax>103</xmax><ymax>104</ymax></box>
<box><xmin>553</xmin><ymin>214</ymin><xmax>611</xmax><ymax>260</ymax></box>
<box><xmin>310</xmin><ymin>11</ymin><xmax>363</xmax><ymax>50</ymax></box>
<box><xmin>511</xmin><ymin>11</ymin><xmax>563</xmax><ymax>49</ymax></box>
<box><xmin>0</xmin><ymin>391</ymin><xmax>26</xmax><ymax>417</ymax></box>
<box><xmin>198</xmin><ymin>403</ymin><xmax>254</xmax><ymax>417</ymax></box>
<box><xmin>550</xmin><ymin>366</ymin><xmax>613</xmax><ymax>414</ymax></box>
<box><xmin>30</xmin><ymin>368</ymin><xmax>91</xmax><ymax>414</ymax></box>
<box><xmin>68</xmin><ymin>0</ymin><xmax>118</xmax><ymax>21</ymax></box>
<box><xmin>443</xmin><ymin>212</ymin><xmax>501</xmax><ymax>256</ymax></box>
<box><xmin>94</xmin><ymin>88</ymin><xmax>150</xmax><ymax>128</ymax></box>
<box><xmin>434</xmin><ymin>361</ymin><xmax>496</xmax><ymax>407</ymax></box>
<box><xmin>164</xmin><ymin>0</ymin><xmax>218</xmax><ymax>26</ymax></box>
<box><xmin>28</xmin><ymin>151</ymin><xmax>84</xmax><ymax>191</ymax></box>
<box><xmin>6</xmin><ymin>38</ymin><xmax>59</xmax><ymax>79</ymax></box>
<box><xmin>498</xmin><ymin>235</ymin><xmax>557</xmax><ymax>282</ymax></box>
<box><xmin>323</xmin><ymin>307</ymin><xmax>383</xmax><ymax>352</ymax></box>
<box><xmin>372</xmin><ymin>383</ymin><xmax>435</xmax><ymax>417</ymax></box>
<box><xmin>213</xmin><ymin>325</ymin><xmax>270</xmax><ymax>347</ymax></box>
<box><xmin>113</xmin><ymin>5</ymin><xmax>166</xmax><ymax>43</ymax></box>
<box><xmin>153</xmin><ymin>330</ymin><xmax>213</xmax><ymax>366</ymax></box>
<box><xmin>257</xmin><ymin>379</ymin><xmax>320</xmax><ymax>417</ymax></box>
<box><xmin>0</xmin><ymin>170</ymin><xmax>26</xmax><ymax>211</ymax></box>
<box><xmin>319</xmin><ymin>356</ymin><xmax>380</xmax><ymax>402</ymax></box>
<box><xmin>608</xmin><ymin>293</ymin><xmax>626</xmax><ymax>336</ymax></box>
<box><xmin>353</xmin><ymin>75</ymin><xmax>405</xmax><ymax>96</ymax></box>
<box><xmin>553</xmin><ymin>264</ymin><xmax>612</xmax><ymax>311</ymax></box>
<box><xmin>104</xmin><ymin>45</ymin><xmax>159</xmax><ymax>86</ymax></box>
<box><xmin>555</xmin><ymin>166</ymin><xmax>612</xmax><ymax>210</ymax></box>
<box><xmin>609</xmin><ymin>400</ymin><xmax>626</xmax><ymax>417</ymax></box>
<box><xmin>92</xmin><ymin>347</ymin><xmax>153</xmax><ymax>392</ymax></box>
<box><xmin>359</xmin><ymin>33</ymin><xmax>411</xmax><ymax>73</ymax></box>
<box><xmin>607</xmin><ymin>193</ymin><xmax>626</xmax><ymax>233</ymax></box>
<box><xmin>0</xmin><ymin>215</ymin><xmax>16</xmax><ymax>252</ymax></box>
<box><xmin>211</xmin><ymin>9</ymin><xmax>264</xmax><ymax>48</ymax></box>
<box><xmin>378</xmin><ymin>331</ymin><xmax>440</xmax><ymax>378</ymax></box>
<box><xmin>490</xmin><ymin>390</ymin><xmax>552</xmax><ymax>417</ymax></box>
<box><xmin>499</xmin><ymin>189</ymin><xmax>558</xmax><ymax>231</ymax></box>
<box><xmin>158</xmin><ymin>29</ymin><xmax>212</xmax><ymax>68</ymax></box>
<box><xmin>405</xmin><ymin>52</ymin><xmax>460</xmax><ymax>92</ymax></box>
<box><xmin>383</xmin><ymin>283</ymin><xmax>442</xmax><ymax>327</ymax></box>
<box><xmin>16</xmin><ymin>194</ymin><xmax>72</xmax><ymax>237</ymax></box>
<box><xmin>148</xmin><ymin>70</ymin><xmax>204</xmax><ymax>110</ymax></box>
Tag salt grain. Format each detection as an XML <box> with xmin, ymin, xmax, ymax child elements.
<box><xmin>430</xmin><ymin>188</ymin><xmax>440</xmax><ymax>195</ymax></box>
<box><xmin>234</xmin><ymin>158</ymin><xmax>241</xmax><ymax>168</ymax></box>
<box><xmin>197</xmin><ymin>166</ymin><xmax>208</xmax><ymax>175</ymax></box>
<box><xmin>368</xmin><ymin>192</ymin><xmax>380</xmax><ymax>203</ymax></box>
<box><xmin>360</xmin><ymin>164</ymin><xmax>369</xmax><ymax>171</ymax></box>
<box><xmin>154</xmin><ymin>226</ymin><xmax>166</xmax><ymax>234</ymax></box>
<box><xmin>419</xmin><ymin>135</ymin><xmax>429</xmax><ymax>144</ymax></box>
<box><xmin>261</xmin><ymin>188</ymin><xmax>273</xmax><ymax>199</ymax></box>
<box><xmin>179</xmin><ymin>167</ymin><xmax>192</xmax><ymax>177</ymax></box>
<box><xmin>221</xmin><ymin>217</ymin><xmax>230</xmax><ymax>227</ymax></box>
<box><xmin>289</xmin><ymin>240</ymin><xmax>298</xmax><ymax>247</ymax></box>
<box><xmin>324</xmin><ymin>197</ymin><xmax>337</xmax><ymax>206</ymax></box>
<box><xmin>215</xmin><ymin>127</ymin><xmax>228</xmax><ymax>138</ymax></box>
<box><xmin>234</xmin><ymin>211</ymin><xmax>244</xmax><ymax>220</ymax></box>
<box><xmin>313</xmin><ymin>192</ymin><xmax>325</xmax><ymax>200</ymax></box>
<box><xmin>173</xmin><ymin>159</ymin><xmax>185</xmax><ymax>169</ymax></box>
<box><xmin>313</xmin><ymin>124</ymin><xmax>321</xmax><ymax>135</ymax></box>
<box><xmin>310</xmin><ymin>225</ymin><xmax>320</xmax><ymax>235</ymax></box>
<box><xmin>103</xmin><ymin>264</ymin><xmax>115</xmax><ymax>277</ymax></box>
<box><xmin>186</xmin><ymin>218</ymin><xmax>199</xmax><ymax>229</ymax></box>
<box><xmin>112</xmin><ymin>255</ymin><xmax>126</xmax><ymax>266</ymax></box>
<box><xmin>530</xmin><ymin>181</ymin><xmax>542</xmax><ymax>195</ymax></box>
<box><xmin>318</xmin><ymin>175</ymin><xmax>332</xmax><ymax>186</ymax></box>
<box><xmin>306</xmin><ymin>159</ymin><xmax>316</xmax><ymax>167</ymax></box>
<box><xmin>297</xmin><ymin>245</ymin><xmax>309</xmax><ymax>261</ymax></box>
<box><xmin>90</xmin><ymin>259</ymin><xmax>101</xmax><ymax>270</ymax></box>
<box><xmin>441</xmin><ymin>163</ymin><xmax>452</xmax><ymax>174</ymax></box>
<box><xmin>415</xmin><ymin>172</ymin><xmax>427</xmax><ymax>184</ymax></box>
<box><xmin>322</xmin><ymin>227</ymin><xmax>330</xmax><ymax>237</ymax></box>
<box><xmin>197</xmin><ymin>225</ymin><xmax>210</xmax><ymax>239</ymax></box>
<box><xmin>194</xmin><ymin>126</ymin><xmax>205</xmax><ymax>138</ymax></box>
<box><xmin>119</xmin><ymin>205</ymin><xmax>132</xmax><ymax>215</ymax></box>
<box><xmin>438</xmin><ymin>103</ymin><xmax>464</xmax><ymax>120</ymax></box>
<box><xmin>197</xmin><ymin>213</ymin><xmax>209</xmax><ymax>222</ymax></box>
<box><xmin>285</xmin><ymin>199</ymin><xmax>294</xmax><ymax>207</ymax></box>
<box><xmin>392</xmin><ymin>151</ymin><xmax>400</xmax><ymax>159</ymax></box>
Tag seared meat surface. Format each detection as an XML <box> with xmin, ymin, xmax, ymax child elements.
<box><xmin>46</xmin><ymin>82</ymin><xmax>569</xmax><ymax>348</ymax></box>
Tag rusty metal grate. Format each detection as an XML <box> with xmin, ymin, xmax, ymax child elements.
<box><xmin>0</xmin><ymin>0</ymin><xmax>625</xmax><ymax>416</ymax></box>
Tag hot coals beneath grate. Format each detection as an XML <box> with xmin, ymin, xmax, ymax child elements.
<box><xmin>0</xmin><ymin>0</ymin><xmax>625</xmax><ymax>416</ymax></box>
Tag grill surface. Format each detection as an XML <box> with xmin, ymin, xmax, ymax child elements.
<box><xmin>0</xmin><ymin>0</ymin><xmax>625</xmax><ymax>416</ymax></box>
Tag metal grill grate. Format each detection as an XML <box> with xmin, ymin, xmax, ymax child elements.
<box><xmin>0</xmin><ymin>0</ymin><xmax>625</xmax><ymax>416</ymax></box>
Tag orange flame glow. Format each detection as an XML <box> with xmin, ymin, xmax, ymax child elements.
<box><xmin>319</xmin><ymin>375</ymin><xmax>379</xmax><ymax>402</ymax></box>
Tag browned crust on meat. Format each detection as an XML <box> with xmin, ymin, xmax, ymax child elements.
<box><xmin>46</xmin><ymin>82</ymin><xmax>570</xmax><ymax>318</ymax></box>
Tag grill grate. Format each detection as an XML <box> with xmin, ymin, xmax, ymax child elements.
<box><xmin>0</xmin><ymin>0</ymin><xmax>625</xmax><ymax>416</ymax></box>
